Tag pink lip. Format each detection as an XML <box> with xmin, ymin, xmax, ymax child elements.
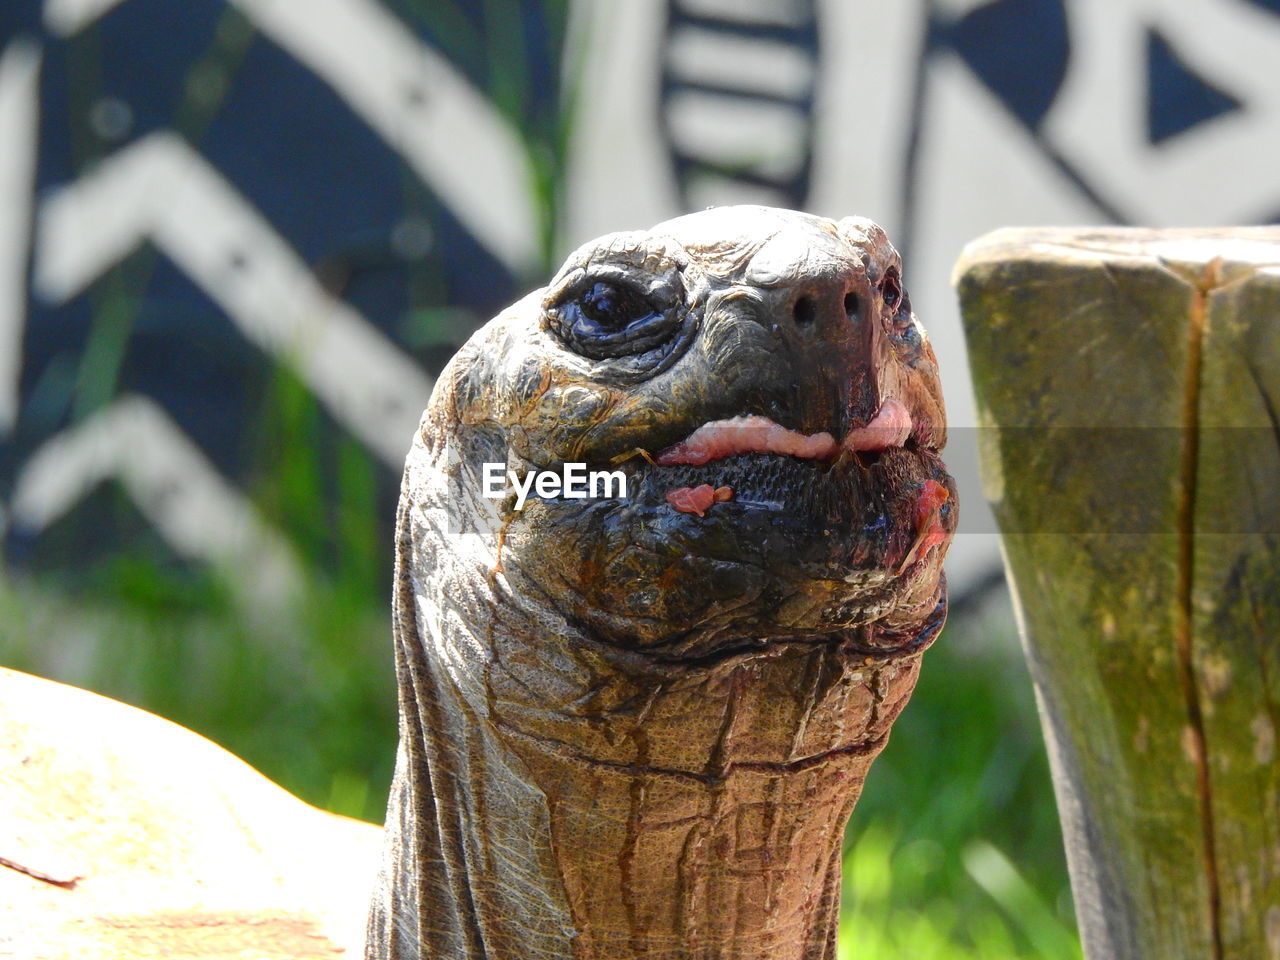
<box><xmin>654</xmin><ymin>399</ymin><xmax>913</xmax><ymax>467</ymax></box>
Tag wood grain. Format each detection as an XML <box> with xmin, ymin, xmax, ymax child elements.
<box><xmin>956</xmin><ymin>228</ymin><xmax>1280</xmax><ymax>960</ymax></box>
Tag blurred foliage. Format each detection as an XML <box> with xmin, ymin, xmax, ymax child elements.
<box><xmin>1</xmin><ymin>366</ymin><xmax>398</xmax><ymax>824</ymax></box>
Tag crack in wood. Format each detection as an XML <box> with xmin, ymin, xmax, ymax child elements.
<box><xmin>0</xmin><ymin>853</ymin><xmax>81</xmax><ymax>888</ymax></box>
<box><xmin>1176</xmin><ymin>259</ymin><xmax>1224</xmax><ymax>960</ymax></box>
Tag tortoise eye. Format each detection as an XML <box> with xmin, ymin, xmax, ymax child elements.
<box><xmin>547</xmin><ymin>279</ymin><xmax>681</xmax><ymax>361</ymax></box>
<box><xmin>879</xmin><ymin>267</ymin><xmax>917</xmax><ymax>342</ymax></box>
<box><xmin>577</xmin><ymin>282</ymin><xmax>657</xmax><ymax>332</ymax></box>
<box><xmin>881</xmin><ymin>268</ymin><xmax>902</xmax><ymax>310</ymax></box>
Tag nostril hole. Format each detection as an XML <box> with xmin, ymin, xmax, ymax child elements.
<box><xmin>843</xmin><ymin>292</ymin><xmax>858</xmax><ymax>318</ymax></box>
<box><xmin>793</xmin><ymin>295</ymin><xmax>816</xmax><ymax>326</ymax></box>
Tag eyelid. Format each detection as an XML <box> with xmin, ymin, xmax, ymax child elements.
<box><xmin>557</xmin><ymin>301</ymin><xmax>673</xmax><ymax>349</ymax></box>
<box><xmin>538</xmin><ymin>242</ymin><xmax>697</xmax><ymax>373</ymax></box>
<box><xmin>550</xmin><ymin>272</ymin><xmax>671</xmax><ymax>314</ymax></box>
<box><xmin>542</xmin><ymin>253</ymin><xmax>685</xmax><ymax>316</ymax></box>
<box><xmin>543</xmin><ymin>276</ymin><xmax>689</xmax><ymax>363</ymax></box>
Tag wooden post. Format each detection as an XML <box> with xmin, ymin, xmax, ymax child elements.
<box><xmin>955</xmin><ymin>229</ymin><xmax>1280</xmax><ymax>960</ymax></box>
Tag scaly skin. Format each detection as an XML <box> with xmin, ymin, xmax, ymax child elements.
<box><xmin>365</xmin><ymin>206</ymin><xmax>956</xmax><ymax>960</ymax></box>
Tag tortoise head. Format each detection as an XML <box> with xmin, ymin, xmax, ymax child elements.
<box><xmin>425</xmin><ymin>204</ymin><xmax>954</xmax><ymax>658</ymax></box>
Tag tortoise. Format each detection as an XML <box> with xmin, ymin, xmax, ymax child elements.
<box><xmin>2</xmin><ymin>205</ymin><xmax>955</xmax><ymax>960</ymax></box>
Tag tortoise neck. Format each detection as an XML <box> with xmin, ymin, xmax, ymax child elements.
<box><xmin>364</xmin><ymin>442</ymin><xmax>933</xmax><ymax>959</ymax></box>
<box><xmin>364</xmin><ymin>492</ymin><xmax>578</xmax><ymax>960</ymax></box>
<box><xmin>487</xmin><ymin>642</ymin><xmax>906</xmax><ymax>960</ymax></box>
<box><xmin>365</xmin><ymin>551</ymin><xmax>921</xmax><ymax>958</ymax></box>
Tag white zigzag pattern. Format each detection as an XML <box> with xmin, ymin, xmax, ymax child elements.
<box><xmin>0</xmin><ymin>39</ymin><xmax>40</xmax><ymax>435</ymax></box>
<box><xmin>44</xmin><ymin>0</ymin><xmax>541</xmax><ymax>273</ymax></box>
<box><xmin>36</xmin><ymin>132</ymin><xmax>434</xmax><ymax>469</ymax></box>
<box><xmin>9</xmin><ymin>394</ymin><xmax>304</xmax><ymax>614</ymax></box>
<box><xmin>7</xmin><ymin>0</ymin><xmax>548</xmax><ymax>591</ymax></box>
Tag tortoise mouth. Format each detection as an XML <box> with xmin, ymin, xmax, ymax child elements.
<box><xmin>515</xmin><ymin>442</ymin><xmax>952</xmax><ymax>651</ymax></box>
<box><xmin>508</xmin><ymin>399</ymin><xmax>949</xmax><ymax>573</ymax></box>
<box><xmin>510</xmin><ymin>397</ymin><xmax>935</xmax><ymax>509</ymax></box>
<box><xmin>621</xmin><ymin>447</ymin><xmax>948</xmax><ymax>559</ymax></box>
<box><xmin>652</xmin><ymin>400</ymin><xmax>919</xmax><ymax>469</ymax></box>
<box><xmin>641</xmin><ymin>401</ymin><xmax>927</xmax><ymax>517</ymax></box>
<box><xmin>493</xmin><ymin>400</ymin><xmax>952</xmax><ymax>647</ymax></box>
<box><xmin>632</xmin><ymin>451</ymin><xmax>865</xmax><ymax>516</ymax></box>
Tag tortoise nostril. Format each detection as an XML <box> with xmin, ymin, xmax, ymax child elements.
<box><xmin>793</xmin><ymin>295</ymin><xmax>817</xmax><ymax>327</ymax></box>
<box><xmin>843</xmin><ymin>292</ymin><xmax>858</xmax><ymax>319</ymax></box>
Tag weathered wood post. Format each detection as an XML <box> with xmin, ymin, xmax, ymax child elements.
<box><xmin>955</xmin><ymin>229</ymin><xmax>1280</xmax><ymax>960</ymax></box>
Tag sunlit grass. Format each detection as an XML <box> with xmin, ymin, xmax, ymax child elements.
<box><xmin>839</xmin><ymin>824</ymin><xmax>1079</xmax><ymax>960</ymax></box>
<box><xmin>839</xmin><ymin>591</ymin><xmax>1082</xmax><ymax>960</ymax></box>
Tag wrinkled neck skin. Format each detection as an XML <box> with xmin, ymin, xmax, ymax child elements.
<box><xmin>365</xmin><ymin>425</ymin><xmax>947</xmax><ymax>960</ymax></box>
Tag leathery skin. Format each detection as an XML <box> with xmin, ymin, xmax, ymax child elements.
<box><xmin>365</xmin><ymin>206</ymin><xmax>955</xmax><ymax>960</ymax></box>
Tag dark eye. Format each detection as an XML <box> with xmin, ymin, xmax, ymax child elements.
<box><xmin>880</xmin><ymin>268</ymin><xmax>902</xmax><ymax>310</ymax></box>
<box><xmin>578</xmin><ymin>282</ymin><xmax>655</xmax><ymax>332</ymax></box>
<box><xmin>548</xmin><ymin>280</ymin><xmax>681</xmax><ymax>360</ymax></box>
<box><xmin>879</xmin><ymin>268</ymin><xmax>917</xmax><ymax>341</ymax></box>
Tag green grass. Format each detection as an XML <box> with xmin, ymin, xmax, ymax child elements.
<box><xmin>1</xmin><ymin>366</ymin><xmax>400</xmax><ymax>826</ymax></box>
<box><xmin>839</xmin><ymin>589</ymin><xmax>1081</xmax><ymax>959</ymax></box>
<box><xmin>0</xmin><ymin>557</ymin><xmax>397</xmax><ymax>825</ymax></box>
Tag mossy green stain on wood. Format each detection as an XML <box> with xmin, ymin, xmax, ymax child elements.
<box><xmin>1193</xmin><ymin>268</ymin><xmax>1280</xmax><ymax>959</ymax></box>
<box><xmin>956</xmin><ymin>229</ymin><xmax>1280</xmax><ymax>960</ymax></box>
